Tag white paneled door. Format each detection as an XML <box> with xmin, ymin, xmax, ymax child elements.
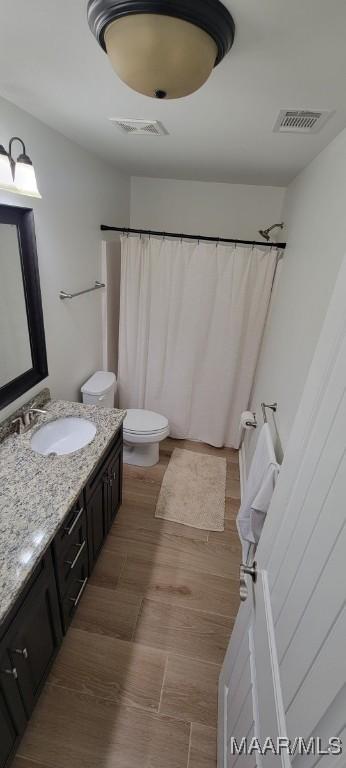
<box><xmin>219</xmin><ymin>256</ymin><xmax>346</xmax><ymax>767</ymax></box>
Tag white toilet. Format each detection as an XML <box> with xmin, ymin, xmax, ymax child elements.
<box><xmin>81</xmin><ymin>371</ymin><xmax>169</xmax><ymax>467</ymax></box>
<box><xmin>123</xmin><ymin>409</ymin><xmax>169</xmax><ymax>467</ymax></box>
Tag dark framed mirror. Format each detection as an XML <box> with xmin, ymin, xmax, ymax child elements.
<box><xmin>0</xmin><ymin>204</ymin><xmax>48</xmax><ymax>409</ymax></box>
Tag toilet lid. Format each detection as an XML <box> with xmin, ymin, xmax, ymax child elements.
<box><xmin>124</xmin><ymin>409</ymin><xmax>168</xmax><ymax>434</ymax></box>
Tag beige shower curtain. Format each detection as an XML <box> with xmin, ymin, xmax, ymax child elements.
<box><xmin>118</xmin><ymin>235</ymin><xmax>278</xmax><ymax>448</ymax></box>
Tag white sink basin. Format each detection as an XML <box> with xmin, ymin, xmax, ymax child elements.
<box><xmin>31</xmin><ymin>417</ymin><xmax>97</xmax><ymax>456</ymax></box>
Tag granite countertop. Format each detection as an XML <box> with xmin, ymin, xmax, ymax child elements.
<box><xmin>0</xmin><ymin>399</ymin><xmax>126</xmax><ymax>627</ymax></box>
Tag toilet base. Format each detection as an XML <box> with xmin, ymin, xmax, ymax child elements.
<box><xmin>123</xmin><ymin>441</ymin><xmax>160</xmax><ymax>467</ymax></box>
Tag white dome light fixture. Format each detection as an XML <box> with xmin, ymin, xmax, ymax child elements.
<box><xmin>0</xmin><ymin>137</ymin><xmax>41</xmax><ymax>198</ymax></box>
<box><xmin>87</xmin><ymin>0</ymin><xmax>235</xmax><ymax>100</ymax></box>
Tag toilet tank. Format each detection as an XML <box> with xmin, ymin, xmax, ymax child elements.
<box><xmin>81</xmin><ymin>371</ymin><xmax>116</xmax><ymax>408</ymax></box>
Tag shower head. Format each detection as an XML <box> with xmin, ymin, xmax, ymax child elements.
<box><xmin>258</xmin><ymin>222</ymin><xmax>284</xmax><ymax>242</ymax></box>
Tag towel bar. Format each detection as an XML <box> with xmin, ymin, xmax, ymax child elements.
<box><xmin>59</xmin><ymin>281</ymin><xmax>105</xmax><ymax>300</ymax></box>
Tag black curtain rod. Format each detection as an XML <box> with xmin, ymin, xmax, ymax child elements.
<box><xmin>100</xmin><ymin>225</ymin><xmax>286</xmax><ymax>249</ymax></box>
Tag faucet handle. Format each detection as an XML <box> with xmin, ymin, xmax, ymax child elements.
<box><xmin>11</xmin><ymin>416</ymin><xmax>25</xmax><ymax>435</ymax></box>
<box><xmin>24</xmin><ymin>407</ymin><xmax>47</xmax><ymax>427</ymax></box>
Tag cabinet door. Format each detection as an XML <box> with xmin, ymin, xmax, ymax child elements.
<box><xmin>0</xmin><ymin>650</ymin><xmax>26</xmax><ymax>768</ymax></box>
<box><xmin>86</xmin><ymin>472</ymin><xmax>108</xmax><ymax>571</ymax></box>
<box><xmin>107</xmin><ymin>447</ymin><xmax>122</xmax><ymax>530</ymax></box>
<box><xmin>8</xmin><ymin>555</ymin><xmax>62</xmax><ymax>718</ymax></box>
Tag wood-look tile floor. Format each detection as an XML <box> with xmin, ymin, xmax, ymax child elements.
<box><xmin>14</xmin><ymin>438</ymin><xmax>241</xmax><ymax>768</ymax></box>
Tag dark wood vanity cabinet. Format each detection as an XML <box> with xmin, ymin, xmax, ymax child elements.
<box><xmin>0</xmin><ymin>427</ymin><xmax>123</xmax><ymax>768</ymax></box>
<box><xmin>107</xmin><ymin>443</ymin><xmax>123</xmax><ymax>528</ymax></box>
<box><xmin>52</xmin><ymin>494</ymin><xmax>89</xmax><ymax>633</ymax></box>
<box><xmin>0</xmin><ymin>651</ymin><xmax>26</xmax><ymax>768</ymax></box>
<box><xmin>6</xmin><ymin>554</ymin><xmax>62</xmax><ymax>718</ymax></box>
<box><xmin>86</xmin><ymin>473</ymin><xmax>108</xmax><ymax>568</ymax></box>
<box><xmin>0</xmin><ymin>552</ymin><xmax>62</xmax><ymax>767</ymax></box>
<box><xmin>86</xmin><ymin>429</ymin><xmax>123</xmax><ymax>572</ymax></box>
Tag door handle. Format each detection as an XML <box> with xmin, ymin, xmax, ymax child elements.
<box><xmin>65</xmin><ymin>540</ymin><xmax>86</xmax><ymax>570</ymax></box>
<box><xmin>64</xmin><ymin>507</ymin><xmax>84</xmax><ymax>536</ymax></box>
<box><xmin>11</xmin><ymin>647</ymin><xmax>29</xmax><ymax>660</ymax></box>
<box><xmin>1</xmin><ymin>667</ymin><xmax>18</xmax><ymax>680</ymax></box>
<box><xmin>239</xmin><ymin>561</ymin><xmax>257</xmax><ymax>602</ymax></box>
<box><xmin>69</xmin><ymin>577</ymin><xmax>88</xmax><ymax>608</ymax></box>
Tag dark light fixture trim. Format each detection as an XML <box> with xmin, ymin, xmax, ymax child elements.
<box><xmin>9</xmin><ymin>137</ymin><xmax>32</xmax><ymax>175</ymax></box>
<box><xmin>0</xmin><ymin>136</ymin><xmax>41</xmax><ymax>198</ymax></box>
<box><xmin>87</xmin><ymin>0</ymin><xmax>235</xmax><ymax>66</ymax></box>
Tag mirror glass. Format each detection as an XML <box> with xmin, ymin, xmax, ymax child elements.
<box><xmin>0</xmin><ymin>223</ymin><xmax>32</xmax><ymax>387</ymax></box>
<box><xmin>0</xmin><ymin>205</ymin><xmax>47</xmax><ymax>410</ymax></box>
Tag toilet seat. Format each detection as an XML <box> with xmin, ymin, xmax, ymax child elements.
<box><xmin>124</xmin><ymin>409</ymin><xmax>169</xmax><ymax>442</ymax></box>
<box><xmin>124</xmin><ymin>409</ymin><xmax>168</xmax><ymax>435</ymax></box>
<box><xmin>123</xmin><ymin>409</ymin><xmax>169</xmax><ymax>458</ymax></box>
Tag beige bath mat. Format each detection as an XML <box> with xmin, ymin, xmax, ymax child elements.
<box><xmin>155</xmin><ymin>448</ymin><xmax>226</xmax><ymax>531</ymax></box>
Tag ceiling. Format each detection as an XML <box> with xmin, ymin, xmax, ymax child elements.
<box><xmin>1</xmin><ymin>0</ymin><xmax>346</xmax><ymax>186</ymax></box>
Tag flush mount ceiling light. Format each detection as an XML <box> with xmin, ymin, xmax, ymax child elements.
<box><xmin>0</xmin><ymin>137</ymin><xmax>41</xmax><ymax>198</ymax></box>
<box><xmin>87</xmin><ymin>0</ymin><xmax>235</xmax><ymax>99</ymax></box>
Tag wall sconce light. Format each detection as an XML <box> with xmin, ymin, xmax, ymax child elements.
<box><xmin>0</xmin><ymin>137</ymin><xmax>41</xmax><ymax>198</ymax></box>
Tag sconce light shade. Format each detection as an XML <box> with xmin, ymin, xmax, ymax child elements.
<box><xmin>0</xmin><ymin>145</ymin><xmax>16</xmax><ymax>191</ymax></box>
<box><xmin>88</xmin><ymin>0</ymin><xmax>235</xmax><ymax>99</ymax></box>
<box><xmin>13</xmin><ymin>153</ymin><xmax>41</xmax><ymax>199</ymax></box>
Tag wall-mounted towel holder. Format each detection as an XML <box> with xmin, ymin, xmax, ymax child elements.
<box><xmin>261</xmin><ymin>402</ymin><xmax>277</xmax><ymax>423</ymax></box>
<box><xmin>59</xmin><ymin>280</ymin><xmax>105</xmax><ymax>300</ymax></box>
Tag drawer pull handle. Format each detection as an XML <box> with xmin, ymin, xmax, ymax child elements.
<box><xmin>1</xmin><ymin>667</ymin><xmax>18</xmax><ymax>680</ymax></box>
<box><xmin>12</xmin><ymin>648</ymin><xmax>29</xmax><ymax>660</ymax></box>
<box><xmin>69</xmin><ymin>577</ymin><xmax>88</xmax><ymax>607</ymax></box>
<box><xmin>65</xmin><ymin>540</ymin><xmax>86</xmax><ymax>570</ymax></box>
<box><xmin>64</xmin><ymin>507</ymin><xmax>84</xmax><ymax>536</ymax></box>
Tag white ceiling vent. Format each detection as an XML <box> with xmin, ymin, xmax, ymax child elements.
<box><xmin>110</xmin><ymin>118</ymin><xmax>168</xmax><ymax>136</ymax></box>
<box><xmin>273</xmin><ymin>109</ymin><xmax>333</xmax><ymax>134</ymax></box>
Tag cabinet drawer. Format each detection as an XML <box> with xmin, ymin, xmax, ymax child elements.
<box><xmin>54</xmin><ymin>494</ymin><xmax>85</xmax><ymax>561</ymax></box>
<box><xmin>61</xmin><ymin>553</ymin><xmax>89</xmax><ymax>633</ymax></box>
<box><xmin>54</xmin><ymin>510</ymin><xmax>88</xmax><ymax>599</ymax></box>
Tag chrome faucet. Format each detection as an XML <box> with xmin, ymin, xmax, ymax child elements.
<box><xmin>11</xmin><ymin>407</ymin><xmax>48</xmax><ymax>435</ymax></box>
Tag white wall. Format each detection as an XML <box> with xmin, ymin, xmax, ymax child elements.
<box><xmin>245</xmin><ymin>127</ymin><xmax>346</xmax><ymax>469</ymax></box>
<box><xmin>0</xmin><ymin>96</ymin><xmax>130</xmax><ymax>422</ymax></box>
<box><xmin>130</xmin><ymin>177</ymin><xmax>286</xmax><ymax>241</ymax></box>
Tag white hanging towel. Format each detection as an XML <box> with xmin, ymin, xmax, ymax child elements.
<box><xmin>237</xmin><ymin>423</ymin><xmax>280</xmax><ymax>544</ymax></box>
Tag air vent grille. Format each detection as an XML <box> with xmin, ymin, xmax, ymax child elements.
<box><xmin>110</xmin><ymin>118</ymin><xmax>168</xmax><ymax>136</ymax></box>
<box><xmin>273</xmin><ymin>110</ymin><xmax>333</xmax><ymax>134</ymax></box>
